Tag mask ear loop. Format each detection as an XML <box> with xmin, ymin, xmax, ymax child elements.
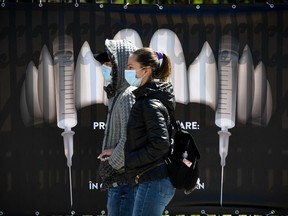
<box><xmin>137</xmin><ymin>67</ymin><xmax>146</xmax><ymax>79</ymax></box>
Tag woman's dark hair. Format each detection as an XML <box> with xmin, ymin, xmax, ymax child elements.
<box><xmin>132</xmin><ymin>47</ymin><xmax>171</xmax><ymax>81</ymax></box>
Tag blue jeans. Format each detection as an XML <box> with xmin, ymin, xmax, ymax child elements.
<box><xmin>132</xmin><ymin>178</ymin><xmax>176</xmax><ymax>216</ymax></box>
<box><xmin>107</xmin><ymin>184</ymin><xmax>135</xmax><ymax>216</ymax></box>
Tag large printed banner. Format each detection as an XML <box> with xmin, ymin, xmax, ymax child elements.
<box><xmin>0</xmin><ymin>3</ymin><xmax>288</xmax><ymax>215</ymax></box>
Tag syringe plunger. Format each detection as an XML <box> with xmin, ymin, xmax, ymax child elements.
<box><xmin>53</xmin><ymin>35</ymin><xmax>77</xmax><ymax>130</ymax></box>
<box><xmin>218</xmin><ymin>128</ymin><xmax>231</xmax><ymax>167</ymax></box>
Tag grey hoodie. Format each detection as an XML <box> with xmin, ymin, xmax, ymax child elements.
<box><xmin>101</xmin><ymin>39</ymin><xmax>137</xmax><ymax>174</ymax></box>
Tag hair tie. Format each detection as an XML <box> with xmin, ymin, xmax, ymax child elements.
<box><xmin>155</xmin><ymin>51</ymin><xmax>163</xmax><ymax>66</ymax></box>
<box><xmin>155</xmin><ymin>51</ymin><xmax>163</xmax><ymax>60</ymax></box>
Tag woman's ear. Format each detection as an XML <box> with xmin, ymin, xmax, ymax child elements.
<box><xmin>145</xmin><ymin>66</ymin><xmax>152</xmax><ymax>74</ymax></box>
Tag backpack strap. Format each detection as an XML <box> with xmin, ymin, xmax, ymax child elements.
<box><xmin>167</xmin><ymin>110</ymin><xmax>181</xmax><ymax>132</ymax></box>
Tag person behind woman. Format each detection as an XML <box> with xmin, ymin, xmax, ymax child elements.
<box><xmin>97</xmin><ymin>39</ymin><xmax>137</xmax><ymax>216</ymax></box>
<box><xmin>124</xmin><ymin>48</ymin><xmax>176</xmax><ymax>216</ymax></box>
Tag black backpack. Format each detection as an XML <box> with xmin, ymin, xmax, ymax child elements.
<box><xmin>165</xmin><ymin>114</ymin><xmax>201</xmax><ymax>194</ymax></box>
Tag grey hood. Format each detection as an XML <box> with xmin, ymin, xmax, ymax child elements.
<box><xmin>104</xmin><ymin>39</ymin><xmax>137</xmax><ymax>98</ymax></box>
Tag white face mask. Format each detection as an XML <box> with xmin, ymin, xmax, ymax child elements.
<box><xmin>124</xmin><ymin>68</ymin><xmax>145</xmax><ymax>87</ymax></box>
<box><xmin>101</xmin><ymin>64</ymin><xmax>112</xmax><ymax>83</ymax></box>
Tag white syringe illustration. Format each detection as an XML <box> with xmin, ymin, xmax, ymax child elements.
<box><xmin>53</xmin><ymin>35</ymin><xmax>77</xmax><ymax>207</ymax></box>
<box><xmin>215</xmin><ymin>35</ymin><xmax>239</xmax><ymax>206</ymax></box>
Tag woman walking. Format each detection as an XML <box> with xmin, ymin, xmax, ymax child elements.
<box><xmin>124</xmin><ymin>48</ymin><xmax>176</xmax><ymax>216</ymax></box>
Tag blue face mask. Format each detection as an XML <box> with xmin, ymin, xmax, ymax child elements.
<box><xmin>101</xmin><ymin>64</ymin><xmax>112</xmax><ymax>83</ymax></box>
<box><xmin>124</xmin><ymin>68</ymin><xmax>145</xmax><ymax>87</ymax></box>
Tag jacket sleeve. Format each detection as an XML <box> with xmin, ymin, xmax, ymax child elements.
<box><xmin>108</xmin><ymin>90</ymin><xmax>135</xmax><ymax>170</ymax></box>
<box><xmin>125</xmin><ymin>98</ymin><xmax>170</xmax><ymax>169</ymax></box>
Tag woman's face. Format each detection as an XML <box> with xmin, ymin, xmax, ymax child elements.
<box><xmin>127</xmin><ymin>54</ymin><xmax>145</xmax><ymax>78</ymax></box>
<box><xmin>127</xmin><ymin>54</ymin><xmax>152</xmax><ymax>86</ymax></box>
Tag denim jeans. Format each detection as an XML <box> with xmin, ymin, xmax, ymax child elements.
<box><xmin>107</xmin><ymin>184</ymin><xmax>135</xmax><ymax>216</ymax></box>
<box><xmin>132</xmin><ymin>178</ymin><xmax>176</xmax><ymax>216</ymax></box>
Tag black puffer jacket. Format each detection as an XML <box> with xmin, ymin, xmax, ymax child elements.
<box><xmin>125</xmin><ymin>81</ymin><xmax>175</xmax><ymax>185</ymax></box>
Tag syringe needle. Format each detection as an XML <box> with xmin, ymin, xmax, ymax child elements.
<box><xmin>220</xmin><ymin>165</ymin><xmax>224</xmax><ymax>206</ymax></box>
<box><xmin>69</xmin><ymin>165</ymin><xmax>73</xmax><ymax>207</ymax></box>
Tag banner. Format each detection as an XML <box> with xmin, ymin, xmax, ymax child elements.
<box><xmin>0</xmin><ymin>3</ymin><xmax>288</xmax><ymax>215</ymax></box>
